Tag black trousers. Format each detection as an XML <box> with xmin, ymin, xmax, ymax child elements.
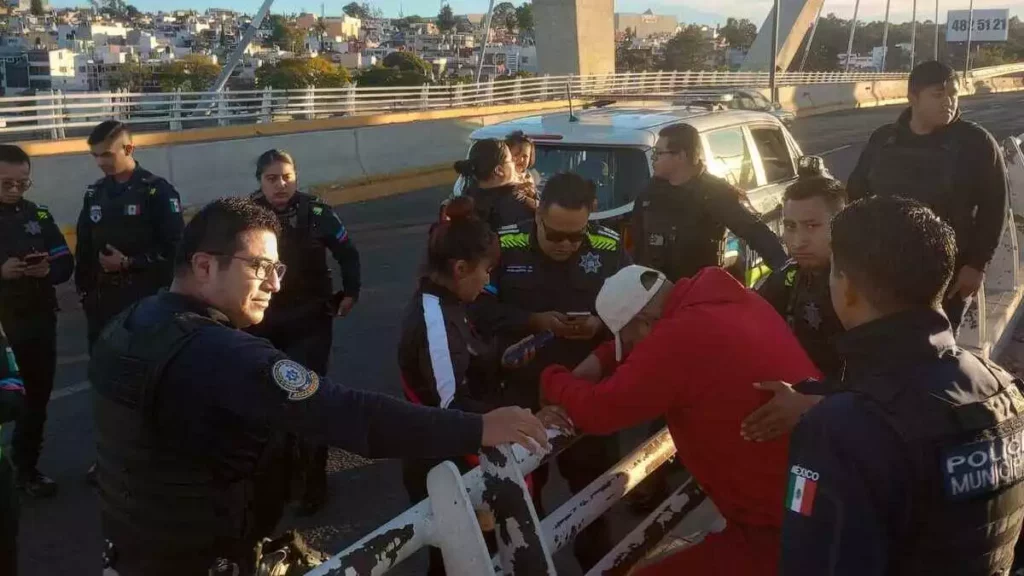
<box><xmin>0</xmin><ymin>456</ymin><xmax>17</xmax><ymax>574</ymax></box>
<box><xmin>10</xmin><ymin>329</ymin><xmax>57</xmax><ymax>473</ymax></box>
<box><xmin>531</xmin><ymin>434</ymin><xmax>618</xmax><ymax>571</ymax></box>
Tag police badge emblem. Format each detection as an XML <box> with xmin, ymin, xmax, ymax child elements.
<box><xmin>803</xmin><ymin>302</ymin><xmax>822</xmax><ymax>330</ymax></box>
<box><xmin>89</xmin><ymin>205</ymin><xmax>102</xmax><ymax>223</ymax></box>
<box><xmin>579</xmin><ymin>252</ymin><xmax>602</xmax><ymax>274</ymax></box>
<box><xmin>272</xmin><ymin>359</ymin><xmax>320</xmax><ymax>401</ymax></box>
<box><xmin>24</xmin><ymin>221</ymin><xmax>42</xmax><ymax>235</ymax></box>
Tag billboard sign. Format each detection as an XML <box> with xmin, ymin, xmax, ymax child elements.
<box><xmin>946</xmin><ymin>9</ymin><xmax>1010</xmax><ymax>42</ymax></box>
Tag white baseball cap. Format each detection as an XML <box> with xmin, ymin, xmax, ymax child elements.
<box><xmin>596</xmin><ymin>265</ymin><xmax>667</xmax><ymax>361</ymax></box>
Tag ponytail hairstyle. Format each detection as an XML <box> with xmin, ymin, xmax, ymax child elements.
<box><xmin>256</xmin><ymin>149</ymin><xmax>296</xmax><ymax>180</ymax></box>
<box><xmin>453</xmin><ymin>139</ymin><xmax>511</xmax><ymax>192</ymax></box>
<box><xmin>427</xmin><ymin>196</ymin><xmax>500</xmax><ymax>278</ymax></box>
<box><xmin>505</xmin><ymin>130</ymin><xmax>536</xmax><ymax>170</ymax></box>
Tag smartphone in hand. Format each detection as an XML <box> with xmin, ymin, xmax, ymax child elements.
<box><xmin>23</xmin><ymin>253</ymin><xmax>46</xmax><ymax>266</ymax></box>
<box><xmin>566</xmin><ymin>311</ymin><xmax>592</xmax><ymax>320</ymax></box>
<box><xmin>502</xmin><ymin>331</ymin><xmax>555</xmax><ymax>367</ymax></box>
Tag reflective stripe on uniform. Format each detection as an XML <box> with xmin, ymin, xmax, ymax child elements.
<box><xmin>747</xmin><ymin>263</ymin><xmax>772</xmax><ymax>288</ymax></box>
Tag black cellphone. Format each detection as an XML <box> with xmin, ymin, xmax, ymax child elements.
<box><xmin>566</xmin><ymin>311</ymin><xmax>592</xmax><ymax>319</ymax></box>
<box><xmin>23</xmin><ymin>253</ymin><xmax>46</xmax><ymax>266</ymax></box>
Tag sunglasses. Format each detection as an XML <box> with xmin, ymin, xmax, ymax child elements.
<box><xmin>540</xmin><ymin>218</ymin><xmax>587</xmax><ymax>244</ymax></box>
<box><xmin>0</xmin><ymin>179</ymin><xmax>32</xmax><ymax>192</ymax></box>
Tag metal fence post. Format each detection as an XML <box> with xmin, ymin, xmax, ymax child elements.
<box><xmin>170</xmin><ymin>89</ymin><xmax>183</xmax><ymax>131</ymax></box>
<box><xmin>453</xmin><ymin>82</ymin><xmax>464</xmax><ymax>108</ymax></box>
<box><xmin>116</xmin><ymin>88</ymin><xmax>127</xmax><ymax>122</ymax></box>
<box><xmin>487</xmin><ymin>77</ymin><xmax>495</xmax><ymax>106</ymax></box>
<box><xmin>53</xmin><ymin>90</ymin><xmax>66</xmax><ymax>140</ymax></box>
<box><xmin>304</xmin><ymin>86</ymin><xmax>316</xmax><ymax>120</ymax></box>
<box><xmin>345</xmin><ymin>83</ymin><xmax>356</xmax><ymax>115</ymax></box>
<box><xmin>479</xmin><ymin>445</ymin><xmax>555</xmax><ymax>575</ymax></box>
<box><xmin>426</xmin><ymin>461</ymin><xmax>497</xmax><ymax>575</ymax></box>
<box><xmin>259</xmin><ymin>86</ymin><xmax>272</xmax><ymax>123</ymax></box>
<box><xmin>541</xmin><ymin>74</ymin><xmax>550</xmax><ymax>102</ymax></box>
<box><xmin>420</xmin><ymin>83</ymin><xmax>430</xmax><ymax>110</ymax></box>
<box><xmin>216</xmin><ymin>89</ymin><xmax>229</xmax><ymax>126</ymax></box>
<box><xmin>513</xmin><ymin>77</ymin><xmax>522</xmax><ymax>104</ymax></box>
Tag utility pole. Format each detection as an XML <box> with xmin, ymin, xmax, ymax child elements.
<box><xmin>799</xmin><ymin>1</ymin><xmax>825</xmax><ymax>71</ymax></box>
<box><xmin>769</xmin><ymin>0</ymin><xmax>780</xmax><ymax>102</ymax></box>
<box><xmin>476</xmin><ymin>0</ymin><xmax>495</xmax><ymax>83</ymax></box>
<box><xmin>844</xmin><ymin>0</ymin><xmax>861</xmax><ymax>72</ymax></box>
<box><xmin>910</xmin><ymin>0</ymin><xmax>917</xmax><ymax>66</ymax></box>
<box><xmin>880</xmin><ymin>0</ymin><xmax>891</xmax><ymax>71</ymax></box>
<box><xmin>964</xmin><ymin>0</ymin><xmax>974</xmax><ymax>78</ymax></box>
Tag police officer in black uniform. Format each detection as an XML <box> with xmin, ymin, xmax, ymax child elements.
<box><xmin>75</xmin><ymin>120</ymin><xmax>185</xmax><ymax>349</ymax></box>
<box><xmin>247</xmin><ymin>149</ymin><xmax>361</xmax><ymax>514</ymax></box>
<box><xmin>472</xmin><ymin>173</ymin><xmax>629</xmax><ymax>570</ymax></box>
<box><xmin>632</xmin><ymin>123</ymin><xmax>787</xmax><ymax>284</ymax></box>
<box><xmin>781</xmin><ymin>197</ymin><xmax>1024</xmax><ymax>575</ymax></box>
<box><xmin>0</xmin><ymin>320</ymin><xmax>25</xmax><ymax>574</ymax></box>
<box><xmin>848</xmin><ymin>61</ymin><xmax>1009</xmax><ymax>332</ymax></box>
<box><xmin>0</xmin><ymin>145</ymin><xmax>74</xmax><ymax>498</ymax></box>
<box><xmin>89</xmin><ymin>197</ymin><xmax>548</xmax><ymax>576</ymax></box>
<box><xmin>757</xmin><ymin>173</ymin><xmax>846</xmax><ymax>378</ymax></box>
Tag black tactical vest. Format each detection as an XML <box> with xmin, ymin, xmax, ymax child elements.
<box><xmin>0</xmin><ymin>201</ymin><xmax>55</xmax><ymax>320</ymax></box>
<box><xmin>253</xmin><ymin>192</ymin><xmax>332</xmax><ymax>309</ymax></box>
<box><xmin>859</xmin><ymin>353</ymin><xmax>1024</xmax><ymax>575</ymax></box>
<box><xmin>89</xmin><ymin>306</ymin><xmax>266</xmax><ymax>564</ymax></box>
<box><xmin>638</xmin><ymin>177</ymin><xmax>729</xmax><ymax>282</ymax></box>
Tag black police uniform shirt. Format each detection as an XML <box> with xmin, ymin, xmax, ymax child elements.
<box><xmin>464</xmin><ymin>182</ymin><xmax>536</xmax><ymax>232</ymax></box>
<box><xmin>847</xmin><ymin>107</ymin><xmax>1009</xmax><ymax>272</ymax></box>
<box><xmin>631</xmin><ymin>172</ymin><xmax>788</xmax><ymax>282</ymax></box>
<box><xmin>471</xmin><ymin>221</ymin><xmax>630</xmax><ymax>410</ymax></box>
<box><xmin>756</xmin><ymin>260</ymin><xmax>843</xmax><ymax>378</ymax></box>
<box><xmin>251</xmin><ymin>192</ymin><xmax>361</xmax><ymax>315</ymax></box>
<box><xmin>781</xmin><ymin>310</ymin><xmax>1024</xmax><ymax>576</ymax></box>
<box><xmin>73</xmin><ymin>165</ymin><xmax>184</xmax><ymax>297</ymax></box>
<box><xmin>0</xmin><ymin>201</ymin><xmax>74</xmax><ymax>340</ymax></box>
<box><xmin>398</xmin><ymin>276</ymin><xmax>499</xmax><ymax>414</ymax></box>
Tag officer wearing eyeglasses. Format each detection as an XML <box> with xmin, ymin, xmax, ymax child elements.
<box><xmin>470</xmin><ymin>172</ymin><xmax>629</xmax><ymax>571</ymax></box>
<box><xmin>90</xmin><ymin>198</ymin><xmax>549</xmax><ymax>576</ymax></box>
<box><xmin>0</xmin><ymin>145</ymin><xmax>73</xmax><ymax>499</ymax></box>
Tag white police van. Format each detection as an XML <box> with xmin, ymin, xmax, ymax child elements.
<box><xmin>455</xmin><ymin>98</ymin><xmax>818</xmax><ymax>282</ymax></box>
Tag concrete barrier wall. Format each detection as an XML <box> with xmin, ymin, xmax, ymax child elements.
<box><xmin>20</xmin><ymin>76</ymin><xmax>1024</xmax><ymax>233</ymax></box>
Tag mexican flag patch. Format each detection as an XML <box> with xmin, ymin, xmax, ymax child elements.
<box><xmin>787</xmin><ymin>465</ymin><xmax>819</xmax><ymax>516</ymax></box>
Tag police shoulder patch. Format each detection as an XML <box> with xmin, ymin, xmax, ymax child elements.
<box><xmin>36</xmin><ymin>207</ymin><xmax>51</xmax><ymax>220</ymax></box>
<box><xmin>311</xmin><ymin>205</ymin><xmax>324</xmax><ymax>216</ymax></box>
<box><xmin>943</xmin><ymin>425</ymin><xmax>1024</xmax><ymax>500</ymax></box>
<box><xmin>271</xmin><ymin>359</ymin><xmax>320</xmax><ymax>401</ymax></box>
<box><xmin>499</xmin><ymin>232</ymin><xmax>530</xmax><ymax>250</ymax></box>
<box><xmin>586</xmin><ymin>229</ymin><xmax>619</xmax><ymax>251</ymax></box>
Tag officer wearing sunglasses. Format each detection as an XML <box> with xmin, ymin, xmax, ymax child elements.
<box><xmin>470</xmin><ymin>172</ymin><xmax>630</xmax><ymax>570</ymax></box>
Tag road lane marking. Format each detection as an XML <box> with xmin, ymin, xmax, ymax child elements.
<box><xmin>51</xmin><ymin>380</ymin><xmax>90</xmax><ymax>401</ymax></box>
<box><xmin>814</xmin><ymin>144</ymin><xmax>852</xmax><ymax>157</ymax></box>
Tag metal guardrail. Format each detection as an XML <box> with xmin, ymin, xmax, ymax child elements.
<box><xmin>304</xmin><ymin>427</ymin><xmax>709</xmax><ymax>576</ymax></box>
<box><xmin>0</xmin><ymin>70</ymin><xmax>916</xmax><ymax>140</ymax></box>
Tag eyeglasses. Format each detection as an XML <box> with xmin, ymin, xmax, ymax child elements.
<box><xmin>0</xmin><ymin>179</ymin><xmax>32</xmax><ymax>192</ymax></box>
<box><xmin>540</xmin><ymin>218</ymin><xmax>587</xmax><ymax>244</ymax></box>
<box><xmin>650</xmin><ymin>148</ymin><xmax>678</xmax><ymax>161</ymax></box>
<box><xmin>208</xmin><ymin>253</ymin><xmax>287</xmax><ymax>281</ymax></box>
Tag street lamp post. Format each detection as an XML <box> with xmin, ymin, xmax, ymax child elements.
<box><xmin>844</xmin><ymin>0</ymin><xmax>861</xmax><ymax>72</ymax></box>
<box><xmin>964</xmin><ymin>0</ymin><xmax>975</xmax><ymax>78</ymax></box>
<box><xmin>910</xmin><ymin>0</ymin><xmax>918</xmax><ymax>66</ymax></box>
<box><xmin>880</xmin><ymin>0</ymin><xmax>892</xmax><ymax>71</ymax></box>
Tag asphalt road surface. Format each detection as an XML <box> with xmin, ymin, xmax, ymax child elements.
<box><xmin>14</xmin><ymin>90</ymin><xmax>1024</xmax><ymax>576</ymax></box>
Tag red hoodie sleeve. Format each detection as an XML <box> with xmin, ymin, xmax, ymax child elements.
<box><xmin>542</xmin><ymin>321</ymin><xmax>698</xmax><ymax>435</ymax></box>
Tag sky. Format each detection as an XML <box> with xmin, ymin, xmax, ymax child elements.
<box><xmin>50</xmin><ymin>0</ymin><xmax>1024</xmax><ymax>28</ymax></box>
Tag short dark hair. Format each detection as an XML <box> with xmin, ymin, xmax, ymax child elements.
<box><xmin>658</xmin><ymin>123</ymin><xmax>704</xmax><ymax>165</ymax></box>
<box><xmin>908</xmin><ymin>61</ymin><xmax>959</xmax><ymax>95</ymax></box>
<box><xmin>0</xmin><ymin>145</ymin><xmax>30</xmax><ymax>168</ymax></box>
<box><xmin>831</xmin><ymin>197</ymin><xmax>956</xmax><ymax>312</ymax></box>
<box><xmin>540</xmin><ymin>172</ymin><xmax>597</xmax><ymax>212</ymax></box>
<box><xmin>256</xmin><ymin>149</ymin><xmax>295</xmax><ymax>180</ymax></box>
<box><xmin>175</xmin><ymin>197</ymin><xmax>282</xmax><ymax>276</ymax></box>
<box><xmin>784</xmin><ymin>176</ymin><xmax>847</xmax><ymax>213</ymax></box>
<box><xmin>87</xmin><ymin>120</ymin><xmax>131</xmax><ymax>146</ymax></box>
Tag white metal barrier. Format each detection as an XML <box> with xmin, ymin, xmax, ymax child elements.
<box><xmin>303</xmin><ymin>427</ymin><xmax>707</xmax><ymax>576</ymax></box>
<box><xmin>0</xmin><ymin>70</ymin><xmax>936</xmax><ymax>140</ymax></box>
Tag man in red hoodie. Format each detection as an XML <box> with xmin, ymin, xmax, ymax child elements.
<box><xmin>541</xmin><ymin>264</ymin><xmax>821</xmax><ymax>575</ymax></box>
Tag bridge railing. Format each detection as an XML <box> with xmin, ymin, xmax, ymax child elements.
<box><xmin>303</xmin><ymin>427</ymin><xmax>714</xmax><ymax>576</ymax></box>
<box><xmin>0</xmin><ymin>70</ymin><xmax>912</xmax><ymax>140</ymax></box>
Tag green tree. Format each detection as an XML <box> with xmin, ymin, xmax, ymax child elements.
<box><xmin>617</xmin><ymin>39</ymin><xmax>655</xmax><ymax>72</ymax></box>
<box><xmin>342</xmin><ymin>2</ymin><xmax>371</xmax><ymax>19</ymax></box>
<box><xmin>108</xmin><ymin>62</ymin><xmax>152</xmax><ymax>91</ymax></box>
<box><xmin>269</xmin><ymin>15</ymin><xmax>306</xmax><ymax>53</ymax></box>
<box><xmin>661</xmin><ymin>26</ymin><xmax>712</xmax><ymax>72</ymax></box>
<box><xmin>356</xmin><ymin>65</ymin><xmax>429</xmax><ymax>87</ymax></box>
<box><xmin>30</xmin><ymin>0</ymin><xmax>44</xmax><ymax>16</ymax></box>
<box><xmin>437</xmin><ymin>4</ymin><xmax>456</xmax><ymax>34</ymax></box>
<box><xmin>492</xmin><ymin>2</ymin><xmax>517</xmax><ymax>35</ymax></box>
<box><xmin>125</xmin><ymin>4</ymin><xmax>140</xmax><ymax>19</ymax></box>
<box><xmin>158</xmin><ymin>54</ymin><xmax>222</xmax><ymax>92</ymax></box>
<box><xmin>515</xmin><ymin>4</ymin><xmax>534</xmax><ymax>39</ymax></box>
<box><xmin>256</xmin><ymin>56</ymin><xmax>351</xmax><ymax>89</ymax></box>
<box><xmin>383</xmin><ymin>51</ymin><xmax>431</xmax><ymax>76</ymax></box>
<box><xmin>720</xmin><ymin>18</ymin><xmax>757</xmax><ymax>51</ymax></box>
